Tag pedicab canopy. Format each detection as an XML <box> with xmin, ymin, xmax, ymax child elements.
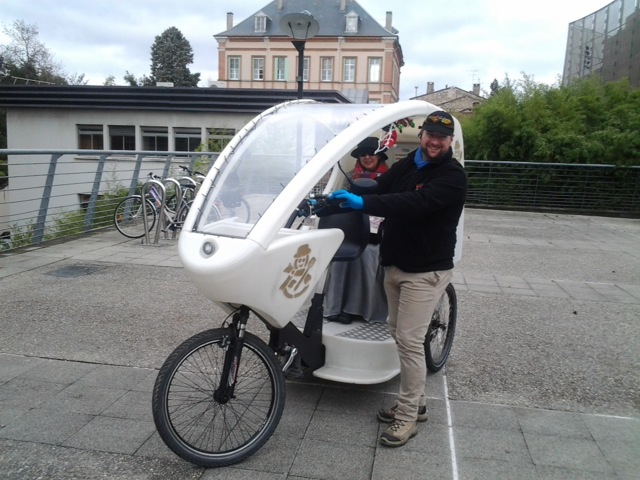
<box><xmin>179</xmin><ymin>100</ymin><xmax>465</xmax><ymax>328</ymax></box>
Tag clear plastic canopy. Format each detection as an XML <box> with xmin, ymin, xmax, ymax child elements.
<box><xmin>193</xmin><ymin>102</ymin><xmax>385</xmax><ymax>238</ymax></box>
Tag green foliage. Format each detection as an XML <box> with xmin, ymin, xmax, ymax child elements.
<box><xmin>149</xmin><ymin>27</ymin><xmax>200</xmax><ymax>87</ymax></box>
<box><xmin>123</xmin><ymin>70</ymin><xmax>153</xmax><ymax>87</ymax></box>
<box><xmin>50</xmin><ymin>194</ymin><xmax>122</xmax><ymax>238</ymax></box>
<box><xmin>0</xmin><ymin>20</ymin><xmax>75</xmax><ymax>85</ymax></box>
<box><xmin>1</xmin><ymin>185</ymin><xmax>132</xmax><ymax>251</ymax></box>
<box><xmin>461</xmin><ymin>75</ymin><xmax>640</xmax><ymax>166</ymax></box>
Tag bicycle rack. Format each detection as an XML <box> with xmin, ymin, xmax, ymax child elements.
<box><xmin>178</xmin><ymin>176</ymin><xmax>198</xmax><ymax>199</ymax></box>
<box><xmin>141</xmin><ymin>178</ymin><xmax>166</xmax><ymax>246</ymax></box>
<box><xmin>162</xmin><ymin>178</ymin><xmax>182</xmax><ymax>240</ymax></box>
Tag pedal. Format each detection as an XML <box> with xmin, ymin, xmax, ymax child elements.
<box><xmin>285</xmin><ymin>366</ymin><xmax>304</xmax><ymax>380</ymax></box>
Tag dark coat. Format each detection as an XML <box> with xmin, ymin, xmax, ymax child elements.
<box><xmin>361</xmin><ymin>148</ymin><xmax>467</xmax><ymax>273</ymax></box>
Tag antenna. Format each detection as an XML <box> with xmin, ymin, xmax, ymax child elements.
<box><xmin>469</xmin><ymin>69</ymin><xmax>479</xmax><ymax>85</ymax></box>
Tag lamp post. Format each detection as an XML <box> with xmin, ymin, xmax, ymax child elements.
<box><xmin>279</xmin><ymin>12</ymin><xmax>319</xmax><ymax>99</ymax></box>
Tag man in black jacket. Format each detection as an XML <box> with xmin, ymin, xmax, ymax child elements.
<box><xmin>330</xmin><ymin>111</ymin><xmax>467</xmax><ymax>447</ymax></box>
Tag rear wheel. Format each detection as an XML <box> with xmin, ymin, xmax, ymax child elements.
<box><xmin>152</xmin><ymin>329</ymin><xmax>286</xmax><ymax>467</ymax></box>
<box><xmin>425</xmin><ymin>283</ymin><xmax>457</xmax><ymax>372</ymax></box>
<box><xmin>219</xmin><ymin>197</ymin><xmax>251</xmax><ymax>223</ymax></box>
<box><xmin>113</xmin><ymin>196</ymin><xmax>156</xmax><ymax>239</ymax></box>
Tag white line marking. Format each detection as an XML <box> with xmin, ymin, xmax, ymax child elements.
<box><xmin>443</xmin><ymin>373</ymin><xmax>459</xmax><ymax>480</ymax></box>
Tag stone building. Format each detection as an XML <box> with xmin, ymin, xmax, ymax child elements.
<box><xmin>215</xmin><ymin>0</ymin><xmax>404</xmax><ymax>104</ymax></box>
<box><xmin>412</xmin><ymin>82</ymin><xmax>485</xmax><ymax>114</ymax></box>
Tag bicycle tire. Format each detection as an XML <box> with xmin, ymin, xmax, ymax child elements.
<box><xmin>152</xmin><ymin>328</ymin><xmax>286</xmax><ymax>467</ymax></box>
<box><xmin>223</xmin><ymin>198</ymin><xmax>251</xmax><ymax>223</ymax></box>
<box><xmin>113</xmin><ymin>196</ymin><xmax>157</xmax><ymax>239</ymax></box>
<box><xmin>425</xmin><ymin>283</ymin><xmax>457</xmax><ymax>372</ymax></box>
<box><xmin>167</xmin><ymin>186</ymin><xmax>195</xmax><ymax>213</ymax></box>
<box><xmin>172</xmin><ymin>200</ymin><xmax>193</xmax><ymax>230</ymax></box>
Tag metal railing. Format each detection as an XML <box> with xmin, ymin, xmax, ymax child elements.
<box><xmin>0</xmin><ymin>151</ymin><xmax>638</xmax><ymax>251</ymax></box>
<box><xmin>465</xmin><ymin>161</ymin><xmax>639</xmax><ymax>216</ymax></box>
<box><xmin>0</xmin><ymin>149</ymin><xmax>218</xmax><ymax>251</ymax></box>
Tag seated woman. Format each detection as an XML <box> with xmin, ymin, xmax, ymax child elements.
<box><xmin>324</xmin><ymin>137</ymin><xmax>389</xmax><ymax>324</ymax></box>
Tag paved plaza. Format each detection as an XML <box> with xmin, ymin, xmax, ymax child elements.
<box><xmin>0</xmin><ymin>208</ymin><xmax>638</xmax><ymax>479</ymax></box>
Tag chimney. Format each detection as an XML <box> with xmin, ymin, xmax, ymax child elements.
<box><xmin>340</xmin><ymin>0</ymin><xmax>346</xmax><ymax>12</ymax></box>
<box><xmin>278</xmin><ymin>0</ymin><xmax>284</xmax><ymax>10</ymax></box>
<box><xmin>427</xmin><ymin>82</ymin><xmax>434</xmax><ymax>94</ymax></box>
<box><xmin>385</xmin><ymin>11</ymin><xmax>392</xmax><ymax>31</ymax></box>
<box><xmin>473</xmin><ymin>83</ymin><xmax>480</xmax><ymax>95</ymax></box>
<box><xmin>226</xmin><ymin>12</ymin><xmax>233</xmax><ymax>30</ymax></box>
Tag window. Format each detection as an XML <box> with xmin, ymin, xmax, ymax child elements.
<box><xmin>343</xmin><ymin>58</ymin><xmax>356</xmax><ymax>82</ymax></box>
<box><xmin>253</xmin><ymin>57</ymin><xmax>265</xmax><ymax>81</ymax></box>
<box><xmin>206</xmin><ymin>128</ymin><xmax>235</xmax><ymax>152</ymax></box>
<box><xmin>228</xmin><ymin>57</ymin><xmax>240</xmax><ymax>80</ymax></box>
<box><xmin>255</xmin><ymin>14</ymin><xmax>267</xmax><ymax>33</ymax></box>
<box><xmin>321</xmin><ymin>57</ymin><xmax>333</xmax><ymax>82</ymax></box>
<box><xmin>303</xmin><ymin>57</ymin><xmax>310</xmax><ymax>81</ymax></box>
<box><xmin>174</xmin><ymin>128</ymin><xmax>201</xmax><ymax>152</ymax></box>
<box><xmin>345</xmin><ymin>12</ymin><xmax>358</xmax><ymax>33</ymax></box>
<box><xmin>78</xmin><ymin>125</ymin><xmax>103</xmax><ymax>150</ymax></box>
<box><xmin>142</xmin><ymin>127</ymin><xmax>168</xmax><ymax>152</ymax></box>
<box><xmin>274</xmin><ymin>57</ymin><xmax>287</xmax><ymax>81</ymax></box>
<box><xmin>368</xmin><ymin>57</ymin><xmax>382</xmax><ymax>83</ymax></box>
<box><xmin>109</xmin><ymin>126</ymin><xmax>135</xmax><ymax>150</ymax></box>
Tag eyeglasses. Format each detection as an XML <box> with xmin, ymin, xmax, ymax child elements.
<box><xmin>425</xmin><ymin>115</ymin><xmax>453</xmax><ymax>127</ymax></box>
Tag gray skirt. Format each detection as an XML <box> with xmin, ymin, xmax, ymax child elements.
<box><xmin>323</xmin><ymin>243</ymin><xmax>388</xmax><ymax>323</ymax></box>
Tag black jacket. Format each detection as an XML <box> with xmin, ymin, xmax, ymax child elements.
<box><xmin>361</xmin><ymin>148</ymin><xmax>467</xmax><ymax>273</ymax></box>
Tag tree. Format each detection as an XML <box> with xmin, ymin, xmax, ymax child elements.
<box><xmin>123</xmin><ymin>70</ymin><xmax>153</xmax><ymax>87</ymax></box>
<box><xmin>103</xmin><ymin>75</ymin><xmax>116</xmax><ymax>86</ymax></box>
<box><xmin>461</xmin><ymin>75</ymin><xmax>640</xmax><ymax>166</ymax></box>
<box><xmin>0</xmin><ymin>20</ymin><xmax>70</xmax><ymax>84</ymax></box>
<box><xmin>149</xmin><ymin>27</ymin><xmax>200</xmax><ymax>87</ymax></box>
<box><xmin>489</xmin><ymin>78</ymin><xmax>500</xmax><ymax>97</ymax></box>
<box><xmin>67</xmin><ymin>73</ymin><xmax>89</xmax><ymax>85</ymax></box>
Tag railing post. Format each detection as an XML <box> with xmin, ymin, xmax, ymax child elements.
<box><xmin>127</xmin><ymin>154</ymin><xmax>146</xmax><ymax>197</ymax></box>
<box><xmin>162</xmin><ymin>154</ymin><xmax>174</xmax><ymax>179</ymax></box>
<box><xmin>32</xmin><ymin>153</ymin><xmax>61</xmax><ymax>245</ymax></box>
<box><xmin>83</xmin><ymin>154</ymin><xmax>108</xmax><ymax>232</ymax></box>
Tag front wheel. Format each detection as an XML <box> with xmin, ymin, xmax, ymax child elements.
<box><xmin>425</xmin><ymin>283</ymin><xmax>457</xmax><ymax>372</ymax></box>
<box><xmin>152</xmin><ymin>329</ymin><xmax>286</xmax><ymax>467</ymax></box>
<box><xmin>113</xmin><ymin>196</ymin><xmax>157</xmax><ymax>239</ymax></box>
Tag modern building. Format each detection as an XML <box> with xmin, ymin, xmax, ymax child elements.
<box><xmin>412</xmin><ymin>82</ymin><xmax>485</xmax><ymax>114</ymax></box>
<box><xmin>214</xmin><ymin>0</ymin><xmax>404</xmax><ymax>104</ymax></box>
<box><xmin>563</xmin><ymin>0</ymin><xmax>640</xmax><ymax>87</ymax></box>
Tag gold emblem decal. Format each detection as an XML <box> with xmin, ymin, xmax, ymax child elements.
<box><xmin>280</xmin><ymin>244</ymin><xmax>316</xmax><ymax>299</ymax></box>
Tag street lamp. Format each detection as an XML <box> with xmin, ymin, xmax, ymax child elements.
<box><xmin>279</xmin><ymin>12</ymin><xmax>320</xmax><ymax>99</ymax></box>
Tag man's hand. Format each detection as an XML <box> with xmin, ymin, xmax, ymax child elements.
<box><xmin>329</xmin><ymin>190</ymin><xmax>364</xmax><ymax>210</ymax></box>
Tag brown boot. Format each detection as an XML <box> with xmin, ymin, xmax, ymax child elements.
<box><xmin>379</xmin><ymin>419</ymin><xmax>418</xmax><ymax>447</ymax></box>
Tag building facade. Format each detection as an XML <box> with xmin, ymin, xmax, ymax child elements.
<box><xmin>563</xmin><ymin>0</ymin><xmax>640</xmax><ymax>87</ymax></box>
<box><xmin>214</xmin><ymin>0</ymin><xmax>404</xmax><ymax>104</ymax></box>
<box><xmin>0</xmin><ymin>85</ymin><xmax>349</xmax><ymax>237</ymax></box>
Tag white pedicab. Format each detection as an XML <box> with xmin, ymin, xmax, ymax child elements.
<box><xmin>152</xmin><ymin>100</ymin><xmax>465</xmax><ymax>467</ymax></box>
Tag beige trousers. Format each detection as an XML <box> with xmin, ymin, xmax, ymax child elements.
<box><xmin>383</xmin><ymin>266</ymin><xmax>453</xmax><ymax>422</ymax></box>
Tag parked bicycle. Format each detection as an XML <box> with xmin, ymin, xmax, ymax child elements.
<box><xmin>113</xmin><ymin>172</ymin><xmax>192</xmax><ymax>238</ymax></box>
<box><xmin>166</xmin><ymin>165</ymin><xmax>205</xmax><ymax>211</ymax></box>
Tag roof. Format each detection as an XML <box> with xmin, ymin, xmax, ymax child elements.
<box><xmin>217</xmin><ymin>0</ymin><xmax>397</xmax><ymax>38</ymax></box>
<box><xmin>0</xmin><ymin>85</ymin><xmax>351</xmax><ymax>114</ymax></box>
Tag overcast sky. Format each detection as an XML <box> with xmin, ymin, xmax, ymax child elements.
<box><xmin>1</xmin><ymin>0</ymin><xmax>608</xmax><ymax>100</ymax></box>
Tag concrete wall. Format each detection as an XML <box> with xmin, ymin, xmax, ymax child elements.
<box><xmin>3</xmin><ymin>108</ymin><xmax>255</xmax><ymax>233</ymax></box>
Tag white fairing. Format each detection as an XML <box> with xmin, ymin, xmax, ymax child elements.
<box><xmin>179</xmin><ymin>100</ymin><xmax>465</xmax><ymax>328</ymax></box>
